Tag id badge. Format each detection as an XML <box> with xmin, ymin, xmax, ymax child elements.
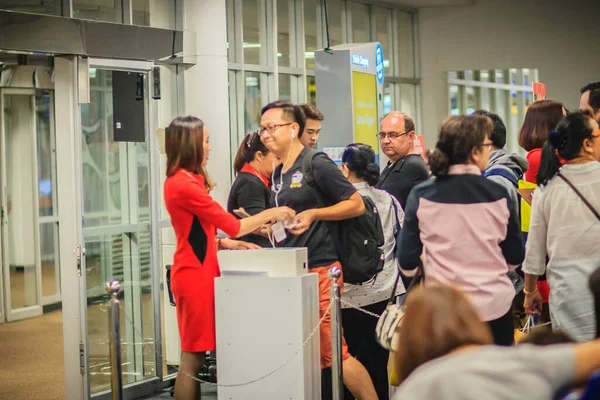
<box><xmin>272</xmin><ymin>221</ymin><xmax>287</xmax><ymax>243</ymax></box>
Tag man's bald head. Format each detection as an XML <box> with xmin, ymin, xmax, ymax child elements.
<box><xmin>378</xmin><ymin>112</ymin><xmax>416</xmax><ymax>162</ymax></box>
<box><xmin>382</xmin><ymin>112</ymin><xmax>415</xmax><ymax>132</ymax></box>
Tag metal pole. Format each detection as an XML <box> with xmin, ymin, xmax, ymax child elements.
<box><xmin>106</xmin><ymin>280</ymin><xmax>123</xmax><ymax>400</ymax></box>
<box><xmin>328</xmin><ymin>266</ymin><xmax>343</xmax><ymax>400</ymax></box>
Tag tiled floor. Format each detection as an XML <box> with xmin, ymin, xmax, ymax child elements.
<box><xmin>1</xmin><ymin>288</ymin><xmax>171</xmax><ymax>399</ymax></box>
<box><xmin>148</xmin><ymin>385</ymin><xmax>217</xmax><ymax>399</ymax></box>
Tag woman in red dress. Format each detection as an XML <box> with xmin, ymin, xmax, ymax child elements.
<box><xmin>164</xmin><ymin>116</ymin><xmax>295</xmax><ymax>399</ymax></box>
<box><xmin>518</xmin><ymin>100</ymin><xmax>566</xmax><ymax>322</ymax></box>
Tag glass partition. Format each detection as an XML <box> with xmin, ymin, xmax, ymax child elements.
<box><xmin>243</xmin><ymin>0</ymin><xmax>267</xmax><ymax>65</ymax></box>
<box><xmin>447</xmin><ymin>68</ymin><xmax>538</xmax><ymax>155</ymax></box>
<box><xmin>397</xmin><ymin>11</ymin><xmax>415</xmax><ymax>78</ymax></box>
<box><xmin>73</xmin><ymin>0</ymin><xmax>123</xmax><ymax>23</ymax></box>
<box><xmin>36</xmin><ymin>91</ymin><xmax>61</xmax><ymax>302</ymax></box>
<box><xmin>2</xmin><ymin>94</ymin><xmax>40</xmax><ymax>314</ymax></box>
<box><xmin>132</xmin><ymin>0</ymin><xmax>176</xmax><ymax>29</ymax></box>
<box><xmin>351</xmin><ymin>2</ymin><xmax>369</xmax><ymax>43</ymax></box>
<box><xmin>0</xmin><ymin>0</ymin><xmax>61</xmax><ymax>15</ymax></box>
<box><xmin>80</xmin><ymin>68</ymin><xmax>156</xmax><ymax>394</ymax></box>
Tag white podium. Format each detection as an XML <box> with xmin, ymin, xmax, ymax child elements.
<box><xmin>215</xmin><ymin>248</ymin><xmax>321</xmax><ymax>399</ymax></box>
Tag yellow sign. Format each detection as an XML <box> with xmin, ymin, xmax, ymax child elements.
<box><xmin>352</xmin><ymin>71</ymin><xmax>379</xmax><ymax>153</ymax></box>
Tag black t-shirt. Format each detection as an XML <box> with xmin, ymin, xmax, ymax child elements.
<box><xmin>227</xmin><ymin>172</ymin><xmax>272</xmax><ymax>247</ymax></box>
<box><xmin>376</xmin><ymin>154</ymin><xmax>429</xmax><ymax>210</ymax></box>
<box><xmin>270</xmin><ymin>148</ymin><xmax>356</xmax><ymax>268</ymax></box>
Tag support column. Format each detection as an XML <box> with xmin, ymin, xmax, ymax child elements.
<box><xmin>183</xmin><ymin>0</ymin><xmax>231</xmax><ymax>205</ymax></box>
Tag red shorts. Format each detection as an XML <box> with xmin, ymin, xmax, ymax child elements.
<box><xmin>171</xmin><ymin>267</ymin><xmax>217</xmax><ymax>353</ymax></box>
<box><xmin>313</xmin><ymin>263</ymin><xmax>351</xmax><ymax>369</ymax></box>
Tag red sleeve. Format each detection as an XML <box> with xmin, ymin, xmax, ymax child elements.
<box><xmin>525</xmin><ymin>149</ymin><xmax>541</xmax><ymax>184</ymax></box>
<box><xmin>174</xmin><ymin>176</ymin><xmax>241</xmax><ymax>238</ymax></box>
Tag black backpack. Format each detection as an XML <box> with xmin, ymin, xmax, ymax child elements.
<box><xmin>302</xmin><ymin>150</ymin><xmax>385</xmax><ymax>284</ymax></box>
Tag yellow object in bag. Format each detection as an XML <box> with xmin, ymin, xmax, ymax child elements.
<box><xmin>515</xmin><ymin>315</ymin><xmax>538</xmax><ymax>344</ymax></box>
<box><xmin>514</xmin><ymin>328</ymin><xmax>527</xmax><ymax>343</ymax></box>
<box><xmin>518</xmin><ymin>180</ymin><xmax>536</xmax><ymax>232</ymax></box>
<box><xmin>388</xmin><ymin>350</ymin><xmax>401</xmax><ymax>386</ymax></box>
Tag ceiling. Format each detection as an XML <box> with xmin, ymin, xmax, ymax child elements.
<box><xmin>385</xmin><ymin>0</ymin><xmax>476</xmax><ymax>8</ymax></box>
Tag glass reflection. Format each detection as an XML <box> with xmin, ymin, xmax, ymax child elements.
<box><xmin>73</xmin><ymin>0</ymin><xmax>123</xmax><ymax>23</ymax></box>
<box><xmin>0</xmin><ymin>0</ymin><xmax>60</xmax><ymax>15</ymax></box>
<box><xmin>245</xmin><ymin>71</ymin><xmax>262</xmax><ymax>133</ymax></box>
<box><xmin>81</xmin><ymin>69</ymin><xmax>155</xmax><ymax>394</ymax></box>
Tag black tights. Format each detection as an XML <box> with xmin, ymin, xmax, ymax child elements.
<box><xmin>342</xmin><ymin>300</ymin><xmax>390</xmax><ymax>400</ymax></box>
<box><xmin>487</xmin><ymin>308</ymin><xmax>515</xmax><ymax>346</ymax></box>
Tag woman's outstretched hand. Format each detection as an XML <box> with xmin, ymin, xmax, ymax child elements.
<box><xmin>267</xmin><ymin>207</ymin><xmax>296</xmax><ymax>225</ymax></box>
<box><xmin>220</xmin><ymin>238</ymin><xmax>261</xmax><ymax>250</ymax></box>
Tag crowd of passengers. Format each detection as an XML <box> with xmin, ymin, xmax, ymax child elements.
<box><xmin>163</xmin><ymin>82</ymin><xmax>600</xmax><ymax>400</ymax></box>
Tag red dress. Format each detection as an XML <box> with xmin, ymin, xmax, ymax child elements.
<box><xmin>164</xmin><ymin>169</ymin><xmax>241</xmax><ymax>352</ymax></box>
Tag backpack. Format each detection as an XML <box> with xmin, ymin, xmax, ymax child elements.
<box><xmin>482</xmin><ymin>167</ymin><xmax>519</xmax><ymax>187</ymax></box>
<box><xmin>484</xmin><ymin>166</ymin><xmax>528</xmax><ymax>288</ymax></box>
<box><xmin>483</xmin><ymin>166</ymin><xmax>526</xmax><ymax>229</ymax></box>
<box><xmin>302</xmin><ymin>150</ymin><xmax>385</xmax><ymax>284</ymax></box>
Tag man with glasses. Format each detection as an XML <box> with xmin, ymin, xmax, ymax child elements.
<box><xmin>474</xmin><ymin>110</ymin><xmax>528</xmax><ymax>205</ymax></box>
<box><xmin>375</xmin><ymin>112</ymin><xmax>429</xmax><ymax>209</ymax></box>
<box><xmin>260</xmin><ymin>100</ymin><xmax>378</xmax><ymax>400</ymax></box>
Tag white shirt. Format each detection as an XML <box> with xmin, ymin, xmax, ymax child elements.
<box><xmin>342</xmin><ymin>182</ymin><xmax>407</xmax><ymax>308</ymax></box>
<box><xmin>391</xmin><ymin>344</ymin><xmax>576</xmax><ymax>400</ymax></box>
<box><xmin>522</xmin><ymin>162</ymin><xmax>600</xmax><ymax>341</ymax></box>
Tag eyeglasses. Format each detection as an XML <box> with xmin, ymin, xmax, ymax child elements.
<box><xmin>376</xmin><ymin>131</ymin><xmax>412</xmax><ymax>140</ymax></box>
<box><xmin>259</xmin><ymin>122</ymin><xmax>293</xmax><ymax>136</ymax></box>
<box><xmin>481</xmin><ymin>142</ymin><xmax>494</xmax><ymax>149</ymax></box>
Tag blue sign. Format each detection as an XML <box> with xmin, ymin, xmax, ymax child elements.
<box><xmin>375</xmin><ymin>43</ymin><xmax>384</xmax><ymax>84</ymax></box>
<box><xmin>351</xmin><ymin>54</ymin><xmax>369</xmax><ymax>69</ymax></box>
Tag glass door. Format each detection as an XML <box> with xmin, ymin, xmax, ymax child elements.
<box><xmin>0</xmin><ymin>89</ymin><xmax>44</xmax><ymax>322</ymax></box>
<box><xmin>79</xmin><ymin>66</ymin><xmax>157</xmax><ymax>397</ymax></box>
<box><xmin>37</xmin><ymin>91</ymin><xmax>62</xmax><ymax>307</ymax></box>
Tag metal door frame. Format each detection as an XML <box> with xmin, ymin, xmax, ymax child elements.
<box><xmin>78</xmin><ymin>58</ymin><xmax>163</xmax><ymax>400</ymax></box>
<box><xmin>0</xmin><ymin>88</ymin><xmax>44</xmax><ymax>322</ymax></box>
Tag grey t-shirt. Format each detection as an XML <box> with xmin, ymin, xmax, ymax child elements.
<box><xmin>392</xmin><ymin>344</ymin><xmax>576</xmax><ymax>400</ymax></box>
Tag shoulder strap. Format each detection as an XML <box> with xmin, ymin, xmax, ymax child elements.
<box><xmin>390</xmin><ymin>198</ymin><xmax>401</xmax><ymax>234</ymax></box>
<box><xmin>483</xmin><ymin>167</ymin><xmax>519</xmax><ymax>188</ymax></box>
<box><xmin>302</xmin><ymin>149</ymin><xmax>321</xmax><ymax>188</ymax></box>
<box><xmin>557</xmin><ymin>171</ymin><xmax>600</xmax><ymax>222</ymax></box>
<box><xmin>387</xmin><ymin>263</ymin><xmax>424</xmax><ymax>305</ymax></box>
<box><xmin>387</xmin><ymin>273</ymin><xmax>402</xmax><ymax>305</ymax></box>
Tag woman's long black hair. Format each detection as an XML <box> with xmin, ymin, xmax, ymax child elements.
<box><xmin>537</xmin><ymin>111</ymin><xmax>595</xmax><ymax>186</ymax></box>
<box><xmin>341</xmin><ymin>143</ymin><xmax>380</xmax><ymax>186</ymax></box>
